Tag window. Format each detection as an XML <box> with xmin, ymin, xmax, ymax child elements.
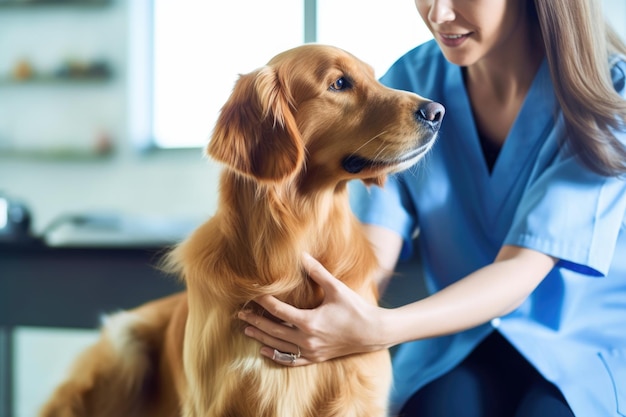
<box><xmin>317</xmin><ymin>0</ymin><xmax>432</xmax><ymax>79</ymax></box>
<box><xmin>151</xmin><ymin>0</ymin><xmax>433</xmax><ymax>149</ymax></box>
<box><xmin>152</xmin><ymin>0</ymin><xmax>304</xmax><ymax>149</ymax></box>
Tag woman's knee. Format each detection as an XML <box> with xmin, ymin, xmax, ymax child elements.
<box><xmin>514</xmin><ymin>381</ymin><xmax>574</xmax><ymax>417</ymax></box>
<box><xmin>399</xmin><ymin>364</ymin><xmax>507</xmax><ymax>417</ymax></box>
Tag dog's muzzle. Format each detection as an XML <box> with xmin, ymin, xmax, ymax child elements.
<box><xmin>342</xmin><ymin>101</ymin><xmax>444</xmax><ymax>174</ymax></box>
<box><xmin>341</xmin><ymin>143</ymin><xmax>431</xmax><ymax>174</ymax></box>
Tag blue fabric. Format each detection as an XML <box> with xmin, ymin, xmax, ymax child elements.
<box><xmin>398</xmin><ymin>332</ymin><xmax>574</xmax><ymax>417</ymax></box>
<box><xmin>350</xmin><ymin>40</ymin><xmax>626</xmax><ymax>417</ymax></box>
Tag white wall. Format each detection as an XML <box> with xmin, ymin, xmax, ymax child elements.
<box><xmin>0</xmin><ymin>151</ymin><xmax>220</xmax><ymax>235</ymax></box>
<box><xmin>605</xmin><ymin>0</ymin><xmax>626</xmax><ymax>40</ymax></box>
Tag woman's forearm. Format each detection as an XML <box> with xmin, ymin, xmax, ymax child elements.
<box><xmin>378</xmin><ymin>245</ymin><xmax>557</xmax><ymax>348</ymax></box>
<box><xmin>362</xmin><ymin>224</ymin><xmax>404</xmax><ymax>294</ymax></box>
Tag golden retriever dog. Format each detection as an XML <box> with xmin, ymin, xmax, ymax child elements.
<box><xmin>39</xmin><ymin>44</ymin><xmax>444</xmax><ymax>417</ymax></box>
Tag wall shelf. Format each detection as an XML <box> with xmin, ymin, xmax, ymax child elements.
<box><xmin>0</xmin><ymin>0</ymin><xmax>110</xmax><ymax>7</ymax></box>
<box><xmin>0</xmin><ymin>1</ymin><xmax>120</xmax><ymax>158</ymax></box>
<box><xmin>0</xmin><ymin>75</ymin><xmax>112</xmax><ymax>86</ymax></box>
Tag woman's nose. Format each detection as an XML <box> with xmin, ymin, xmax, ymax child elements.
<box><xmin>429</xmin><ymin>0</ymin><xmax>455</xmax><ymax>24</ymax></box>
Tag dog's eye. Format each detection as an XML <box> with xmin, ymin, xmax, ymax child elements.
<box><xmin>329</xmin><ymin>77</ymin><xmax>350</xmax><ymax>91</ymax></box>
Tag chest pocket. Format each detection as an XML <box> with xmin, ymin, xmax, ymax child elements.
<box><xmin>599</xmin><ymin>349</ymin><xmax>626</xmax><ymax>416</ymax></box>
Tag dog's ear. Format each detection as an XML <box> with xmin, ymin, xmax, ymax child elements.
<box><xmin>207</xmin><ymin>66</ymin><xmax>304</xmax><ymax>182</ymax></box>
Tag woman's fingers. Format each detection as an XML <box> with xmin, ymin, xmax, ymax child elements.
<box><xmin>244</xmin><ymin>254</ymin><xmax>341</xmax><ymax>329</ymax></box>
<box><xmin>301</xmin><ymin>252</ymin><xmax>339</xmax><ymax>290</ymax></box>
<box><xmin>237</xmin><ymin>254</ymin><xmax>352</xmax><ymax>367</ymax></box>
<box><xmin>242</xmin><ymin>324</ymin><xmax>301</xmax><ymax>359</ymax></box>
<box><xmin>238</xmin><ymin>309</ymin><xmax>315</xmax><ymax>367</ymax></box>
<box><xmin>238</xmin><ymin>305</ymin><xmax>298</xmax><ymax>340</ymax></box>
<box><xmin>251</xmin><ymin>294</ymin><xmax>307</xmax><ymax>329</ymax></box>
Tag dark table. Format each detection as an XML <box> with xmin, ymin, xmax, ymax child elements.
<box><xmin>0</xmin><ymin>241</ymin><xmax>185</xmax><ymax>417</ymax></box>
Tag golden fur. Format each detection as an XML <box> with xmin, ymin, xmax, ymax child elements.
<box><xmin>39</xmin><ymin>44</ymin><xmax>443</xmax><ymax>417</ymax></box>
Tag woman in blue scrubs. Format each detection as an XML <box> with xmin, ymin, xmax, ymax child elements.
<box><xmin>238</xmin><ymin>0</ymin><xmax>626</xmax><ymax>415</ymax></box>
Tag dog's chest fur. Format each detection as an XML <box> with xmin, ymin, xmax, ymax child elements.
<box><xmin>175</xmin><ymin>173</ymin><xmax>386</xmax><ymax>416</ymax></box>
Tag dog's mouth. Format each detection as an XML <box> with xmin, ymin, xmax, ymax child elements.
<box><xmin>341</xmin><ymin>140</ymin><xmax>435</xmax><ymax>174</ymax></box>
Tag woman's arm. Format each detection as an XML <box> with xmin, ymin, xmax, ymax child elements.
<box><xmin>361</xmin><ymin>224</ymin><xmax>404</xmax><ymax>294</ymax></box>
<box><xmin>238</xmin><ymin>230</ymin><xmax>557</xmax><ymax>366</ymax></box>
<box><xmin>381</xmin><ymin>245</ymin><xmax>556</xmax><ymax>346</ymax></box>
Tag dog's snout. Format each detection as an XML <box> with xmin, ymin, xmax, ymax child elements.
<box><xmin>416</xmin><ymin>101</ymin><xmax>445</xmax><ymax>131</ymax></box>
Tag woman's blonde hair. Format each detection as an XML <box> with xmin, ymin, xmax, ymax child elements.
<box><xmin>534</xmin><ymin>0</ymin><xmax>626</xmax><ymax>176</ymax></box>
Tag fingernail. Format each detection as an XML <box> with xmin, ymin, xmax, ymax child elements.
<box><xmin>244</xmin><ymin>327</ymin><xmax>253</xmax><ymax>337</ymax></box>
<box><xmin>260</xmin><ymin>347</ymin><xmax>274</xmax><ymax>358</ymax></box>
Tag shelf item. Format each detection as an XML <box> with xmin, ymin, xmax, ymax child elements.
<box><xmin>2</xmin><ymin>58</ymin><xmax>113</xmax><ymax>85</ymax></box>
<box><xmin>0</xmin><ymin>75</ymin><xmax>112</xmax><ymax>86</ymax></box>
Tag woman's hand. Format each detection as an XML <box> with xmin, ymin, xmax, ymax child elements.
<box><xmin>237</xmin><ymin>253</ymin><xmax>388</xmax><ymax>366</ymax></box>
<box><xmin>238</xmin><ymin>245</ymin><xmax>558</xmax><ymax>367</ymax></box>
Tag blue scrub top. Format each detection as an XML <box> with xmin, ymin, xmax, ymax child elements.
<box><xmin>350</xmin><ymin>40</ymin><xmax>626</xmax><ymax>416</ymax></box>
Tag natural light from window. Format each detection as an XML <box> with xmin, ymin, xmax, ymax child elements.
<box><xmin>152</xmin><ymin>0</ymin><xmax>433</xmax><ymax>149</ymax></box>
<box><xmin>317</xmin><ymin>0</ymin><xmax>432</xmax><ymax>79</ymax></box>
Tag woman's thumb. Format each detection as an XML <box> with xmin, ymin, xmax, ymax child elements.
<box><xmin>301</xmin><ymin>252</ymin><xmax>336</xmax><ymax>290</ymax></box>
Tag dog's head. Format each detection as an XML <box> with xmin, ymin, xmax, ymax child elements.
<box><xmin>208</xmin><ymin>44</ymin><xmax>444</xmax><ymax>188</ymax></box>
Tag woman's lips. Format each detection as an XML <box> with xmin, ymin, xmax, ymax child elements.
<box><xmin>438</xmin><ymin>32</ymin><xmax>471</xmax><ymax>47</ymax></box>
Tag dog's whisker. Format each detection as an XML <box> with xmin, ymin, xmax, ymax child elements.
<box><xmin>372</xmin><ymin>142</ymin><xmax>391</xmax><ymax>163</ymax></box>
<box><xmin>346</xmin><ymin>131</ymin><xmax>389</xmax><ymax>159</ymax></box>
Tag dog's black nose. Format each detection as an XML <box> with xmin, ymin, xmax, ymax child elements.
<box><xmin>416</xmin><ymin>101</ymin><xmax>445</xmax><ymax>131</ymax></box>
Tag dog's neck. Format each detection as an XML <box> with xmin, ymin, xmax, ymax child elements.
<box><xmin>205</xmin><ymin>171</ymin><xmax>379</xmax><ymax>307</ymax></box>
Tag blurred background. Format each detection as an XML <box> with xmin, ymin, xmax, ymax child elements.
<box><xmin>0</xmin><ymin>1</ymin><xmax>624</xmax><ymax>416</ymax></box>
